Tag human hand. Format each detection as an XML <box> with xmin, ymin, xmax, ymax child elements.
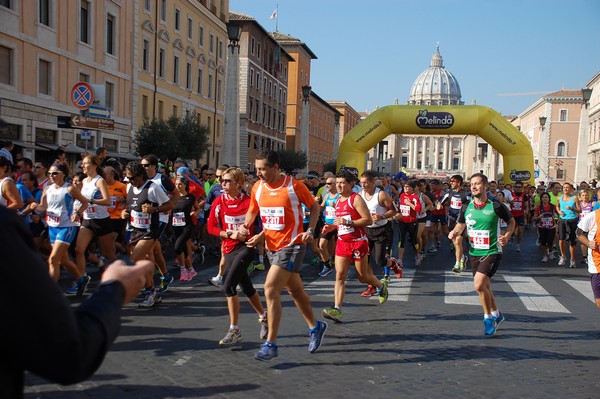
<box><xmin>101</xmin><ymin>260</ymin><xmax>153</xmax><ymax>304</ymax></box>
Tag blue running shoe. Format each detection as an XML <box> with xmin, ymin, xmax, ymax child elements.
<box><xmin>483</xmin><ymin>317</ymin><xmax>497</xmax><ymax>336</ymax></box>
<box><xmin>493</xmin><ymin>312</ymin><xmax>505</xmax><ymax>329</ymax></box>
<box><xmin>308</xmin><ymin>320</ymin><xmax>327</xmax><ymax>353</ymax></box>
<box><xmin>318</xmin><ymin>264</ymin><xmax>333</xmax><ymax>277</ymax></box>
<box><xmin>76</xmin><ymin>275</ymin><xmax>91</xmax><ymax>297</ymax></box>
<box><xmin>254</xmin><ymin>342</ymin><xmax>278</xmax><ymax>361</ymax></box>
<box><xmin>65</xmin><ymin>281</ymin><xmax>78</xmax><ymax>296</ymax></box>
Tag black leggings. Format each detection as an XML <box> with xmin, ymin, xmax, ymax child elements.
<box><xmin>173</xmin><ymin>226</ymin><xmax>194</xmax><ymax>257</ymax></box>
<box><xmin>398</xmin><ymin>221</ymin><xmax>418</xmax><ymax>249</ymax></box>
<box><xmin>223</xmin><ymin>244</ymin><xmax>258</xmax><ymax>298</ymax></box>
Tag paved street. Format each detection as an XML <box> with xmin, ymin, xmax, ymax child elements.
<box><xmin>25</xmin><ymin>227</ymin><xmax>600</xmax><ymax>399</ymax></box>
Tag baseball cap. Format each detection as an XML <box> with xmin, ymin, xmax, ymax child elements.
<box><xmin>176</xmin><ymin>166</ymin><xmax>190</xmax><ymax>175</ymax></box>
<box><xmin>307</xmin><ymin>174</ymin><xmax>319</xmax><ymax>179</ymax></box>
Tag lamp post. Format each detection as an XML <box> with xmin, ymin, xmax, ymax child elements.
<box><xmin>223</xmin><ymin>21</ymin><xmax>242</xmax><ymax>167</ymax></box>
<box><xmin>539</xmin><ymin>115</ymin><xmax>549</xmax><ymax>181</ymax></box>
<box><xmin>301</xmin><ymin>85</ymin><xmax>311</xmax><ymax>172</ymax></box>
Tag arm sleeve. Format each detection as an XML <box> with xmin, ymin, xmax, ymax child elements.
<box><xmin>207</xmin><ymin>196</ymin><xmax>222</xmax><ymax>237</ymax></box>
<box><xmin>0</xmin><ymin>207</ymin><xmax>124</xmax><ymax>387</ymax></box>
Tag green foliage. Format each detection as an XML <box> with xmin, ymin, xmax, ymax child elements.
<box><xmin>276</xmin><ymin>149</ymin><xmax>307</xmax><ymax>173</ymax></box>
<box><xmin>135</xmin><ymin>114</ymin><xmax>209</xmax><ymax>162</ymax></box>
<box><xmin>323</xmin><ymin>160</ymin><xmax>337</xmax><ymax>174</ymax></box>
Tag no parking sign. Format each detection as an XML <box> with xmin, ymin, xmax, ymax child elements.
<box><xmin>71</xmin><ymin>82</ymin><xmax>95</xmax><ymax>110</ymax></box>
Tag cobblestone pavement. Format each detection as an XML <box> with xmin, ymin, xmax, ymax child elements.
<box><xmin>25</xmin><ymin>227</ymin><xmax>600</xmax><ymax>398</ymax></box>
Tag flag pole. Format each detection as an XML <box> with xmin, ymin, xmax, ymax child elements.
<box><xmin>275</xmin><ymin>4</ymin><xmax>279</xmax><ymax>32</ymax></box>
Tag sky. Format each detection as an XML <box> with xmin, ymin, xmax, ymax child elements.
<box><xmin>230</xmin><ymin>0</ymin><xmax>600</xmax><ymax>116</ymax></box>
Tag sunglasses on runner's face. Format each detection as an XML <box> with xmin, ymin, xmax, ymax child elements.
<box><xmin>220</xmin><ymin>179</ymin><xmax>232</xmax><ymax>184</ymax></box>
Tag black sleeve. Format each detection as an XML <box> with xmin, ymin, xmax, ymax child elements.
<box><xmin>160</xmin><ymin>174</ymin><xmax>175</xmax><ymax>193</ymax></box>
<box><xmin>0</xmin><ymin>207</ymin><xmax>125</xmax><ymax>394</ymax></box>
<box><xmin>456</xmin><ymin>202</ymin><xmax>469</xmax><ymax>224</ymax></box>
<box><xmin>493</xmin><ymin>199</ymin><xmax>513</xmax><ymax>224</ymax></box>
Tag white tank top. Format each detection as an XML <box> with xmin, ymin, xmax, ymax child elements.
<box><xmin>0</xmin><ymin>177</ymin><xmax>10</xmax><ymax>207</ymax></box>
<box><xmin>81</xmin><ymin>175</ymin><xmax>110</xmax><ymax>220</ymax></box>
<box><xmin>45</xmin><ymin>183</ymin><xmax>77</xmax><ymax>228</ymax></box>
<box><xmin>417</xmin><ymin>192</ymin><xmax>427</xmax><ymax>219</ymax></box>
<box><xmin>360</xmin><ymin>188</ymin><xmax>388</xmax><ymax>228</ymax></box>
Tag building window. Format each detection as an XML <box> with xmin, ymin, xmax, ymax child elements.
<box><xmin>556</xmin><ymin>168</ymin><xmax>565</xmax><ymax>180</ymax></box>
<box><xmin>79</xmin><ymin>72</ymin><xmax>89</xmax><ymax>83</ymax></box>
<box><xmin>209</xmin><ymin>33</ymin><xmax>214</xmax><ymax>54</ymax></box>
<box><xmin>560</xmin><ymin>109</ymin><xmax>568</xmax><ymax>122</ymax></box>
<box><xmin>208</xmin><ymin>73</ymin><xmax>213</xmax><ymax>99</ymax></box>
<box><xmin>452</xmin><ymin>158</ymin><xmax>460</xmax><ymax>170</ymax></box>
<box><xmin>187</xmin><ymin>17</ymin><xmax>193</xmax><ymax>40</ymax></box>
<box><xmin>172</xmin><ymin>105</ymin><xmax>178</xmax><ymax>117</ymax></box>
<box><xmin>174</xmin><ymin>8</ymin><xmax>180</xmax><ymax>31</ymax></box>
<box><xmin>257</xmin><ymin>42</ymin><xmax>261</xmax><ymax>60</ymax></box>
<box><xmin>218</xmin><ymin>40</ymin><xmax>223</xmax><ymax>60</ymax></box>
<box><xmin>158</xmin><ymin>100</ymin><xmax>163</xmax><ymax>120</ymax></box>
<box><xmin>0</xmin><ymin>45</ymin><xmax>13</xmax><ymax>86</ymax></box>
<box><xmin>142</xmin><ymin>95</ymin><xmax>148</xmax><ymax>119</ymax></box>
<box><xmin>197</xmin><ymin>68</ymin><xmax>203</xmax><ymax>95</ymax></box>
<box><xmin>249</xmin><ymin>98</ymin><xmax>253</xmax><ymax>122</ymax></box>
<box><xmin>186</xmin><ymin>62</ymin><xmax>192</xmax><ymax>89</ymax></box>
<box><xmin>144</xmin><ymin>0</ymin><xmax>151</xmax><ymax>12</ymax></box>
<box><xmin>39</xmin><ymin>0</ymin><xmax>51</xmax><ymax>27</ymax></box>
<box><xmin>160</xmin><ymin>0</ymin><xmax>167</xmax><ymax>23</ymax></box>
<box><xmin>173</xmin><ymin>55</ymin><xmax>179</xmax><ymax>84</ymax></box>
<box><xmin>0</xmin><ymin>0</ymin><xmax>13</xmax><ymax>10</ymax></box>
<box><xmin>557</xmin><ymin>141</ymin><xmax>566</xmax><ymax>157</ymax></box>
<box><xmin>80</xmin><ymin>0</ymin><xmax>90</xmax><ymax>44</ymax></box>
<box><xmin>251</xmin><ymin>37</ymin><xmax>255</xmax><ymax>55</ymax></box>
<box><xmin>249</xmin><ymin>68</ymin><xmax>254</xmax><ymax>87</ymax></box>
<box><xmin>38</xmin><ymin>59</ymin><xmax>51</xmax><ymax>95</ymax></box>
<box><xmin>198</xmin><ymin>25</ymin><xmax>204</xmax><ymax>47</ymax></box>
<box><xmin>105</xmin><ymin>82</ymin><xmax>114</xmax><ymax>109</ymax></box>
<box><xmin>106</xmin><ymin>14</ymin><xmax>115</xmax><ymax>55</ymax></box>
<box><xmin>158</xmin><ymin>48</ymin><xmax>165</xmax><ymax>78</ymax></box>
<box><xmin>217</xmin><ymin>78</ymin><xmax>222</xmax><ymax>102</ymax></box>
<box><xmin>142</xmin><ymin>39</ymin><xmax>150</xmax><ymax>71</ymax></box>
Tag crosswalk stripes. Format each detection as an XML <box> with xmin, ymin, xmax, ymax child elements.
<box><xmin>444</xmin><ymin>271</ymin><xmax>480</xmax><ymax>306</ymax></box>
<box><xmin>563</xmin><ymin>279</ymin><xmax>595</xmax><ymax>303</ymax></box>
<box><xmin>502</xmin><ymin>274</ymin><xmax>569</xmax><ymax>313</ymax></box>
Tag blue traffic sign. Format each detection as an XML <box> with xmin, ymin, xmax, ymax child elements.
<box><xmin>71</xmin><ymin>82</ymin><xmax>94</xmax><ymax>110</ymax></box>
<box><xmin>88</xmin><ymin>105</ymin><xmax>111</xmax><ymax>119</ymax></box>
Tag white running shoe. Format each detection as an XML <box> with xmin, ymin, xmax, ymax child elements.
<box><xmin>558</xmin><ymin>256</ymin><xmax>565</xmax><ymax>266</ymax></box>
<box><xmin>548</xmin><ymin>252</ymin><xmax>556</xmax><ymax>260</ymax></box>
<box><xmin>541</xmin><ymin>255</ymin><xmax>548</xmax><ymax>263</ymax></box>
<box><xmin>210</xmin><ymin>275</ymin><xmax>223</xmax><ymax>287</ymax></box>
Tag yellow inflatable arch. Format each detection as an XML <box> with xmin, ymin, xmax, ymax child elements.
<box><xmin>337</xmin><ymin>105</ymin><xmax>534</xmax><ymax>184</ymax></box>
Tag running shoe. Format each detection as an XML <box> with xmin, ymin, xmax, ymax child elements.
<box><xmin>436</xmin><ymin>241</ymin><xmax>441</xmax><ymax>248</ymax></box>
<box><xmin>558</xmin><ymin>256</ymin><xmax>565</xmax><ymax>266</ymax></box>
<box><xmin>192</xmin><ymin>245</ymin><xmax>205</xmax><ymax>265</ymax></box>
<box><xmin>361</xmin><ymin>285</ymin><xmax>377</xmax><ymax>297</ymax></box>
<box><xmin>98</xmin><ymin>256</ymin><xmax>108</xmax><ymax>274</ymax></box>
<box><xmin>389</xmin><ymin>257</ymin><xmax>403</xmax><ymax>279</ymax></box>
<box><xmin>483</xmin><ymin>317</ymin><xmax>497</xmax><ymax>336</ymax></box>
<box><xmin>415</xmin><ymin>253</ymin><xmax>423</xmax><ymax>267</ymax></box>
<box><xmin>548</xmin><ymin>252</ymin><xmax>556</xmax><ymax>260</ymax></box>
<box><xmin>308</xmin><ymin>321</ymin><xmax>327</xmax><ymax>353</ymax></box>
<box><xmin>427</xmin><ymin>245</ymin><xmax>437</xmax><ymax>253</ymax></box>
<box><xmin>171</xmin><ymin>262</ymin><xmax>184</xmax><ymax>271</ymax></box>
<box><xmin>139</xmin><ymin>290</ymin><xmax>162</xmax><ymax>308</ymax></box>
<box><xmin>179</xmin><ymin>268</ymin><xmax>189</xmax><ymax>281</ymax></box>
<box><xmin>569</xmin><ymin>260</ymin><xmax>576</xmax><ymax>269</ymax></box>
<box><xmin>76</xmin><ymin>275</ymin><xmax>91</xmax><ymax>297</ymax></box>
<box><xmin>383</xmin><ymin>275</ymin><xmax>391</xmax><ymax>283</ymax></box>
<box><xmin>255</xmin><ymin>342</ymin><xmax>278</xmax><ymax>361</ymax></box>
<box><xmin>219</xmin><ymin>328</ymin><xmax>242</xmax><ymax>345</ymax></box>
<box><xmin>460</xmin><ymin>255</ymin><xmax>467</xmax><ymax>271</ymax></box>
<box><xmin>493</xmin><ymin>312</ymin><xmax>505</xmax><ymax>329</ymax></box>
<box><xmin>541</xmin><ymin>255</ymin><xmax>548</xmax><ymax>263</ymax></box>
<box><xmin>65</xmin><ymin>281</ymin><xmax>78</xmax><ymax>296</ymax></box>
<box><xmin>138</xmin><ymin>287</ymin><xmax>154</xmax><ymax>298</ymax></box>
<box><xmin>159</xmin><ymin>273</ymin><xmax>174</xmax><ymax>293</ymax></box>
<box><xmin>318</xmin><ymin>264</ymin><xmax>334</xmax><ymax>277</ymax></box>
<box><xmin>452</xmin><ymin>262</ymin><xmax>461</xmax><ymax>273</ymax></box>
<box><xmin>322</xmin><ymin>307</ymin><xmax>343</xmax><ymax>323</ymax></box>
<box><xmin>209</xmin><ymin>275</ymin><xmax>223</xmax><ymax>287</ymax></box>
<box><xmin>259</xmin><ymin>314</ymin><xmax>268</xmax><ymax>339</ymax></box>
<box><xmin>247</xmin><ymin>262</ymin><xmax>256</xmax><ymax>275</ymax></box>
<box><xmin>187</xmin><ymin>268</ymin><xmax>198</xmax><ymax>280</ymax></box>
<box><xmin>378</xmin><ymin>279</ymin><xmax>389</xmax><ymax>304</ymax></box>
<box><xmin>254</xmin><ymin>261</ymin><xmax>265</xmax><ymax>271</ymax></box>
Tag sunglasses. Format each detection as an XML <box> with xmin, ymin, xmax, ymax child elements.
<box><xmin>325</xmin><ymin>182</ymin><xmax>333</xmax><ymax>186</ymax></box>
<box><xmin>221</xmin><ymin>179</ymin><xmax>232</xmax><ymax>184</ymax></box>
<box><xmin>141</xmin><ymin>164</ymin><xmax>152</xmax><ymax>168</ymax></box>
<box><xmin>49</xmin><ymin>171</ymin><xmax>62</xmax><ymax>176</ymax></box>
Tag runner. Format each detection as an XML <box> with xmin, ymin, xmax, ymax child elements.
<box><xmin>172</xmin><ymin>175</ymin><xmax>200</xmax><ymax>281</ymax></box>
<box><xmin>428</xmin><ymin>179</ymin><xmax>448</xmax><ymax>251</ymax></box>
<box><xmin>207</xmin><ymin>167</ymin><xmax>268</xmax><ymax>345</ymax></box>
<box><xmin>556</xmin><ymin>182</ymin><xmax>581</xmax><ymax>268</ymax></box>
<box><xmin>510</xmin><ymin>181</ymin><xmax>529</xmax><ymax>252</ymax></box>
<box><xmin>317</xmin><ymin>176</ymin><xmax>340</xmax><ymax>277</ymax></box>
<box><xmin>533</xmin><ymin>192</ymin><xmax>557</xmax><ymax>262</ymax></box>
<box><xmin>240</xmin><ymin>150</ymin><xmax>326</xmax><ymax>361</ymax></box>
<box><xmin>448</xmin><ymin>173</ymin><xmax>514</xmax><ymax>336</ymax></box>
<box><xmin>392</xmin><ymin>179</ymin><xmax>422</xmax><ymax>268</ymax></box>
<box><xmin>122</xmin><ymin>161</ymin><xmax>173</xmax><ymax>308</ymax></box>
<box><xmin>576</xmin><ymin>206</ymin><xmax>600</xmax><ymax>308</ymax></box>
<box><xmin>321</xmin><ymin>171</ymin><xmax>389</xmax><ymax>323</ymax></box>
<box><xmin>445</xmin><ymin>175</ymin><xmax>470</xmax><ymax>272</ymax></box>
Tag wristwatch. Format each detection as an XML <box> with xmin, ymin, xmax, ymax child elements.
<box><xmin>306</xmin><ymin>228</ymin><xmax>315</xmax><ymax>235</ymax></box>
<box><xmin>89</xmin><ymin>198</ymin><xmax>94</xmax><ymax>205</ymax></box>
<box><xmin>226</xmin><ymin>231</ymin><xmax>233</xmax><ymax>238</ymax></box>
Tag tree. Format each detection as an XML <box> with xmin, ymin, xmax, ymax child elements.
<box><xmin>323</xmin><ymin>160</ymin><xmax>337</xmax><ymax>174</ymax></box>
<box><xmin>276</xmin><ymin>149</ymin><xmax>307</xmax><ymax>174</ymax></box>
<box><xmin>135</xmin><ymin>114</ymin><xmax>209</xmax><ymax>162</ymax></box>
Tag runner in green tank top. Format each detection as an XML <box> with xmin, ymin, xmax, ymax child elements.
<box><xmin>449</xmin><ymin>173</ymin><xmax>515</xmax><ymax>336</ymax></box>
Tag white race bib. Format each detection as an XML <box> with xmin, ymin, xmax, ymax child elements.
<box><xmin>337</xmin><ymin>216</ymin><xmax>354</xmax><ymax>236</ymax></box>
<box><xmin>224</xmin><ymin>214</ymin><xmax>245</xmax><ymax>232</ymax></box>
<box><xmin>400</xmin><ymin>204</ymin><xmax>411</xmax><ymax>217</ymax></box>
<box><xmin>260</xmin><ymin>207</ymin><xmax>285</xmax><ymax>230</ymax></box>
<box><xmin>46</xmin><ymin>211</ymin><xmax>61</xmax><ymax>227</ymax></box>
<box><xmin>172</xmin><ymin>211</ymin><xmax>186</xmax><ymax>227</ymax></box>
<box><xmin>130</xmin><ymin>209</ymin><xmax>151</xmax><ymax>229</ymax></box>
<box><xmin>469</xmin><ymin>229</ymin><xmax>490</xmax><ymax>249</ymax></box>
<box><xmin>325</xmin><ymin>206</ymin><xmax>336</xmax><ymax>219</ymax></box>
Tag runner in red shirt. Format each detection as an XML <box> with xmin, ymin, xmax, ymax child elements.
<box><xmin>392</xmin><ymin>179</ymin><xmax>422</xmax><ymax>267</ymax></box>
<box><xmin>510</xmin><ymin>181</ymin><xmax>529</xmax><ymax>252</ymax></box>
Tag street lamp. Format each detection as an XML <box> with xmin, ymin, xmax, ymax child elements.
<box><xmin>539</xmin><ymin>116</ymin><xmax>547</xmax><ymax>127</ymax></box>
<box><xmin>300</xmin><ymin>85</ymin><xmax>311</xmax><ymax>172</ymax></box>
<box><xmin>582</xmin><ymin>88</ymin><xmax>593</xmax><ymax>108</ymax></box>
<box><xmin>223</xmin><ymin>20</ymin><xmax>243</xmax><ymax>167</ymax></box>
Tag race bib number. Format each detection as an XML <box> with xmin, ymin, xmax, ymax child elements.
<box><xmin>400</xmin><ymin>204</ymin><xmax>411</xmax><ymax>217</ymax></box>
<box><xmin>337</xmin><ymin>215</ymin><xmax>354</xmax><ymax>236</ymax></box>
<box><xmin>130</xmin><ymin>209</ymin><xmax>151</xmax><ymax>229</ymax></box>
<box><xmin>85</xmin><ymin>206</ymin><xmax>97</xmax><ymax>217</ymax></box>
<box><xmin>513</xmin><ymin>201</ymin><xmax>522</xmax><ymax>211</ymax></box>
<box><xmin>469</xmin><ymin>229</ymin><xmax>490</xmax><ymax>249</ymax></box>
<box><xmin>325</xmin><ymin>206</ymin><xmax>336</xmax><ymax>220</ymax></box>
<box><xmin>540</xmin><ymin>217</ymin><xmax>553</xmax><ymax>228</ymax></box>
<box><xmin>260</xmin><ymin>207</ymin><xmax>285</xmax><ymax>230</ymax></box>
<box><xmin>224</xmin><ymin>214</ymin><xmax>245</xmax><ymax>232</ymax></box>
<box><xmin>172</xmin><ymin>211</ymin><xmax>186</xmax><ymax>227</ymax></box>
<box><xmin>46</xmin><ymin>211</ymin><xmax>61</xmax><ymax>227</ymax></box>
<box><xmin>109</xmin><ymin>196</ymin><xmax>117</xmax><ymax>209</ymax></box>
<box><xmin>450</xmin><ymin>197</ymin><xmax>462</xmax><ymax>210</ymax></box>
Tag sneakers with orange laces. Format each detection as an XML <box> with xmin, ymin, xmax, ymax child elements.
<box><xmin>389</xmin><ymin>257</ymin><xmax>403</xmax><ymax>279</ymax></box>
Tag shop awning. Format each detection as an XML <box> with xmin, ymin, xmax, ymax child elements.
<box><xmin>63</xmin><ymin>143</ymin><xmax>88</xmax><ymax>154</ymax></box>
<box><xmin>12</xmin><ymin>140</ymin><xmax>49</xmax><ymax>151</ymax></box>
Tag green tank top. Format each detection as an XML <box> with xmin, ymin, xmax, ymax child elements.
<box><xmin>464</xmin><ymin>200</ymin><xmax>502</xmax><ymax>257</ymax></box>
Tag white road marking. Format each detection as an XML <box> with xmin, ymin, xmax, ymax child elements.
<box><xmin>563</xmin><ymin>279</ymin><xmax>595</xmax><ymax>303</ymax></box>
<box><xmin>444</xmin><ymin>271</ymin><xmax>480</xmax><ymax>306</ymax></box>
<box><xmin>502</xmin><ymin>275</ymin><xmax>570</xmax><ymax>313</ymax></box>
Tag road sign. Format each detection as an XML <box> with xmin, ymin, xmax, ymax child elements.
<box><xmin>534</xmin><ymin>169</ymin><xmax>540</xmax><ymax>178</ymax></box>
<box><xmin>70</xmin><ymin>114</ymin><xmax>114</xmax><ymax>130</ymax></box>
<box><xmin>80</xmin><ymin>129</ymin><xmax>92</xmax><ymax>140</ymax></box>
<box><xmin>88</xmin><ymin>105</ymin><xmax>111</xmax><ymax>119</ymax></box>
<box><xmin>70</xmin><ymin>82</ymin><xmax>95</xmax><ymax>110</ymax></box>
<box><xmin>57</xmin><ymin>116</ymin><xmax>72</xmax><ymax>128</ymax></box>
